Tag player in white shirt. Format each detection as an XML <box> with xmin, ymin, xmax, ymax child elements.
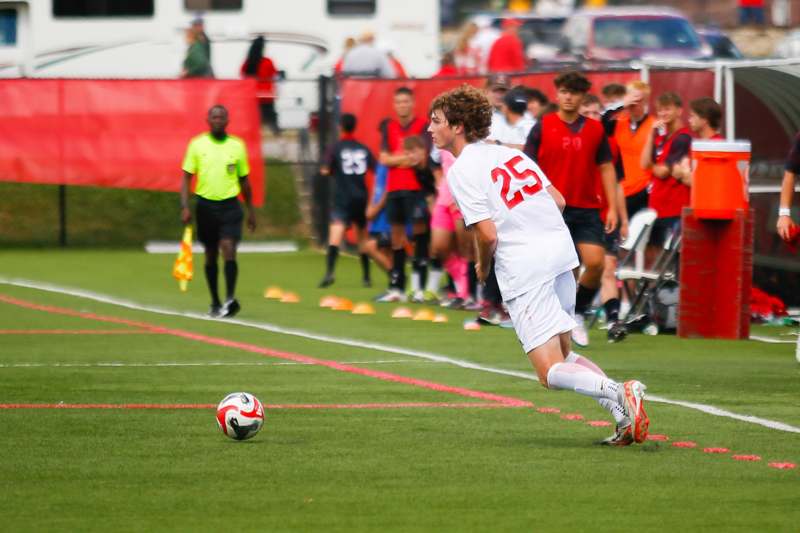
<box><xmin>499</xmin><ymin>86</ymin><xmax>536</xmax><ymax>149</ymax></box>
<box><xmin>428</xmin><ymin>85</ymin><xmax>649</xmax><ymax>445</ymax></box>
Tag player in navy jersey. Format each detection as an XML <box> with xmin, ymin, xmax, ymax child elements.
<box><xmin>318</xmin><ymin>113</ymin><xmax>376</xmax><ymax>288</ymax></box>
<box><xmin>523</xmin><ymin>71</ymin><xmax>618</xmax><ymax>347</ymax></box>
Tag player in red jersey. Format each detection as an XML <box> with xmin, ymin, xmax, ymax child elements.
<box><xmin>523</xmin><ymin>71</ymin><xmax>618</xmax><ymax>347</ymax></box>
<box><xmin>641</xmin><ymin>92</ymin><xmax>692</xmax><ymax>263</ymax></box>
<box><xmin>376</xmin><ymin>87</ymin><xmax>432</xmax><ymax>302</ymax></box>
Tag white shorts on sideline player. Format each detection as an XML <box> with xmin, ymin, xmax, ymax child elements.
<box><xmin>506</xmin><ymin>270</ymin><xmax>577</xmax><ymax>353</ymax></box>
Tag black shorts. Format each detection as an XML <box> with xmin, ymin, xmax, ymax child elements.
<box><xmin>331</xmin><ymin>195</ymin><xmax>367</xmax><ymax>228</ymax></box>
<box><xmin>368</xmin><ymin>231</ymin><xmax>391</xmax><ymax>249</ymax></box>
<box><xmin>626</xmin><ymin>188</ymin><xmax>649</xmax><ymax>219</ymax></box>
<box><xmin>649</xmin><ymin>216</ymin><xmax>680</xmax><ymax>248</ymax></box>
<box><xmin>604</xmin><ymin>227</ymin><xmax>621</xmax><ymax>256</ymax></box>
<box><xmin>386</xmin><ymin>190</ymin><xmax>429</xmax><ymax>226</ymax></box>
<box><xmin>195</xmin><ymin>196</ymin><xmax>243</xmax><ymax>248</ymax></box>
<box><xmin>563</xmin><ymin>206</ymin><xmax>605</xmax><ymax>246</ymax></box>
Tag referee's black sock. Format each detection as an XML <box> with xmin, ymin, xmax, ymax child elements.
<box><xmin>603</xmin><ymin>298</ymin><xmax>621</xmax><ymax>322</ymax></box>
<box><xmin>224</xmin><ymin>260</ymin><xmax>238</xmax><ymax>300</ymax></box>
<box><xmin>575</xmin><ymin>283</ymin><xmax>598</xmax><ymax>316</ymax></box>
<box><xmin>326</xmin><ymin>245</ymin><xmax>339</xmax><ymax>277</ymax></box>
<box><xmin>205</xmin><ymin>262</ymin><xmax>221</xmax><ymax>307</ymax></box>
<box><xmin>360</xmin><ymin>253</ymin><xmax>370</xmax><ymax>282</ymax></box>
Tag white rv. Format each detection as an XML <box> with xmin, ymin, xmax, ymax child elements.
<box><xmin>0</xmin><ymin>0</ymin><xmax>440</xmax><ymax>128</ymax></box>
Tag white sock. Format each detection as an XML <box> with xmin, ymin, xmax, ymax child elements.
<box><xmin>426</xmin><ymin>267</ymin><xmax>443</xmax><ymax>293</ymax></box>
<box><xmin>565</xmin><ymin>351</ymin><xmax>606</xmax><ymax>377</ymax></box>
<box><xmin>565</xmin><ymin>352</ymin><xmax>626</xmax><ymax>424</ymax></box>
<box><xmin>546</xmin><ymin>362</ymin><xmax>621</xmax><ymax>402</ymax></box>
<box><xmin>410</xmin><ymin>271</ymin><xmax>421</xmax><ymax>293</ymax></box>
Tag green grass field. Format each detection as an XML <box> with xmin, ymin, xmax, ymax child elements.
<box><xmin>1</xmin><ymin>249</ymin><xmax>798</xmax><ymax>532</ymax></box>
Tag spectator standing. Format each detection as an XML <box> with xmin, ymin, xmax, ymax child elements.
<box><xmin>487</xmin><ymin>19</ymin><xmax>526</xmax><ymax>73</ymax></box>
<box><xmin>471</xmin><ymin>15</ymin><xmax>501</xmax><ymax>73</ymax></box>
<box><xmin>433</xmin><ymin>51</ymin><xmax>459</xmax><ymax>78</ymax></box>
<box><xmin>240</xmin><ymin>36</ymin><xmax>281</xmax><ymax>135</ymax></box>
<box><xmin>334</xmin><ymin>37</ymin><xmax>356</xmax><ymax>76</ymax></box>
<box><xmin>180</xmin><ymin>105</ymin><xmax>255</xmax><ymax>318</ymax></box>
<box><xmin>378</xmin><ymin>41</ymin><xmax>408</xmax><ymax>78</ymax></box>
<box><xmin>454</xmin><ymin>21</ymin><xmax>480</xmax><ymax>74</ymax></box>
<box><xmin>640</xmin><ymin>92</ymin><xmax>692</xmax><ymax>260</ymax></box>
<box><xmin>342</xmin><ymin>31</ymin><xmax>395</xmax><ymax>78</ymax></box>
<box><xmin>182</xmin><ymin>25</ymin><xmax>212</xmax><ymax>78</ymax></box>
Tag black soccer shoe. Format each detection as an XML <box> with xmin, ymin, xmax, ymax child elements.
<box><xmin>318</xmin><ymin>275</ymin><xmax>335</xmax><ymax>288</ymax></box>
<box><xmin>607</xmin><ymin>321</ymin><xmax>628</xmax><ymax>343</ymax></box>
<box><xmin>221</xmin><ymin>298</ymin><xmax>241</xmax><ymax>318</ymax></box>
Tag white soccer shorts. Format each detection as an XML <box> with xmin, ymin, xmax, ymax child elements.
<box><xmin>506</xmin><ymin>270</ymin><xmax>577</xmax><ymax>353</ymax></box>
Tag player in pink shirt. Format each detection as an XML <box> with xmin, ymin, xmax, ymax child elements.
<box><xmin>426</xmin><ymin>150</ymin><xmax>473</xmax><ymax>306</ymax></box>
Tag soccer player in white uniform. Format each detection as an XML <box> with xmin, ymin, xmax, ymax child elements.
<box><xmin>428</xmin><ymin>85</ymin><xmax>650</xmax><ymax>445</ymax></box>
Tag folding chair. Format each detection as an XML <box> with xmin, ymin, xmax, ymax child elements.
<box><xmin>586</xmin><ymin>209</ymin><xmax>656</xmax><ymax>330</ymax></box>
<box><xmin>619</xmin><ymin>220</ymin><xmax>682</xmax><ymax>334</ymax></box>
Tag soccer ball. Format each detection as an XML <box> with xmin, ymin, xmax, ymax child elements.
<box><xmin>216</xmin><ymin>392</ymin><xmax>264</xmax><ymax>440</ymax></box>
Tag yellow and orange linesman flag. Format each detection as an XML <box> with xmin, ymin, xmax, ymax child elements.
<box><xmin>172</xmin><ymin>225</ymin><xmax>194</xmax><ymax>292</ymax></box>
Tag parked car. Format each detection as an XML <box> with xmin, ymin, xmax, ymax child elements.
<box><xmin>559</xmin><ymin>7</ymin><xmax>713</xmax><ymax>63</ymax></box>
<box><xmin>775</xmin><ymin>29</ymin><xmax>800</xmax><ymax>58</ymax></box>
<box><xmin>696</xmin><ymin>27</ymin><xmax>745</xmax><ymax>59</ymax></box>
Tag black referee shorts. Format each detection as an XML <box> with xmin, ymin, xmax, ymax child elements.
<box><xmin>562</xmin><ymin>206</ymin><xmax>605</xmax><ymax>247</ymax></box>
<box><xmin>195</xmin><ymin>196</ymin><xmax>243</xmax><ymax>249</ymax></box>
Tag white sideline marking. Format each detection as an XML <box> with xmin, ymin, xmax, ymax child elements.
<box><xmin>0</xmin><ymin>359</ymin><xmax>431</xmax><ymax>368</ymax></box>
<box><xmin>144</xmin><ymin>241</ymin><xmax>298</xmax><ymax>254</ymax></box>
<box><xmin>749</xmin><ymin>335</ymin><xmax>796</xmax><ymax>344</ymax></box>
<box><xmin>2</xmin><ymin>277</ymin><xmax>799</xmax><ymax>435</ymax></box>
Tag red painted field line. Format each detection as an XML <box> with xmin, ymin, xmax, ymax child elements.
<box><xmin>0</xmin><ymin>294</ymin><xmax>532</xmax><ymax>408</ymax></box>
<box><xmin>0</xmin><ymin>402</ymin><xmax>518</xmax><ymax>410</ymax></box>
<box><xmin>0</xmin><ymin>329</ymin><xmax>155</xmax><ymax>335</ymax></box>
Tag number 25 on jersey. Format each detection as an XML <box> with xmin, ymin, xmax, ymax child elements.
<box><xmin>491</xmin><ymin>155</ymin><xmax>543</xmax><ymax>209</ymax></box>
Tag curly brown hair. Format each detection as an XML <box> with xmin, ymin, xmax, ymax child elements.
<box><xmin>429</xmin><ymin>84</ymin><xmax>492</xmax><ymax>143</ymax></box>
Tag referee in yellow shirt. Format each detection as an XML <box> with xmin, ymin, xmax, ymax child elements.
<box><xmin>181</xmin><ymin>105</ymin><xmax>256</xmax><ymax>318</ymax></box>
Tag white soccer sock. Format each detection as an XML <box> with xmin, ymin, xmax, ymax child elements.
<box><xmin>565</xmin><ymin>351</ymin><xmax>606</xmax><ymax>377</ymax></box>
<box><xmin>565</xmin><ymin>352</ymin><xmax>627</xmax><ymax>424</ymax></box>
<box><xmin>410</xmin><ymin>271</ymin><xmax>421</xmax><ymax>293</ymax></box>
<box><xmin>546</xmin><ymin>362</ymin><xmax>621</xmax><ymax>402</ymax></box>
<box><xmin>426</xmin><ymin>267</ymin><xmax>444</xmax><ymax>293</ymax></box>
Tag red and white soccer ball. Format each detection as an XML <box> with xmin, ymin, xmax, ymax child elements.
<box><xmin>216</xmin><ymin>392</ymin><xmax>264</xmax><ymax>440</ymax></box>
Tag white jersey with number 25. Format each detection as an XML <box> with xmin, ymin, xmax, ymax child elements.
<box><xmin>448</xmin><ymin>142</ymin><xmax>579</xmax><ymax>301</ymax></box>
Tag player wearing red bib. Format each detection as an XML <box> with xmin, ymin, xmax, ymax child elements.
<box><xmin>523</xmin><ymin>72</ymin><xmax>618</xmax><ymax>347</ymax></box>
<box><xmin>641</xmin><ymin>93</ymin><xmax>692</xmax><ymax>264</ymax></box>
<box><xmin>377</xmin><ymin>87</ymin><xmax>432</xmax><ymax>302</ymax></box>
<box><xmin>430</xmin><ymin>84</ymin><xmax>649</xmax><ymax>445</ymax></box>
